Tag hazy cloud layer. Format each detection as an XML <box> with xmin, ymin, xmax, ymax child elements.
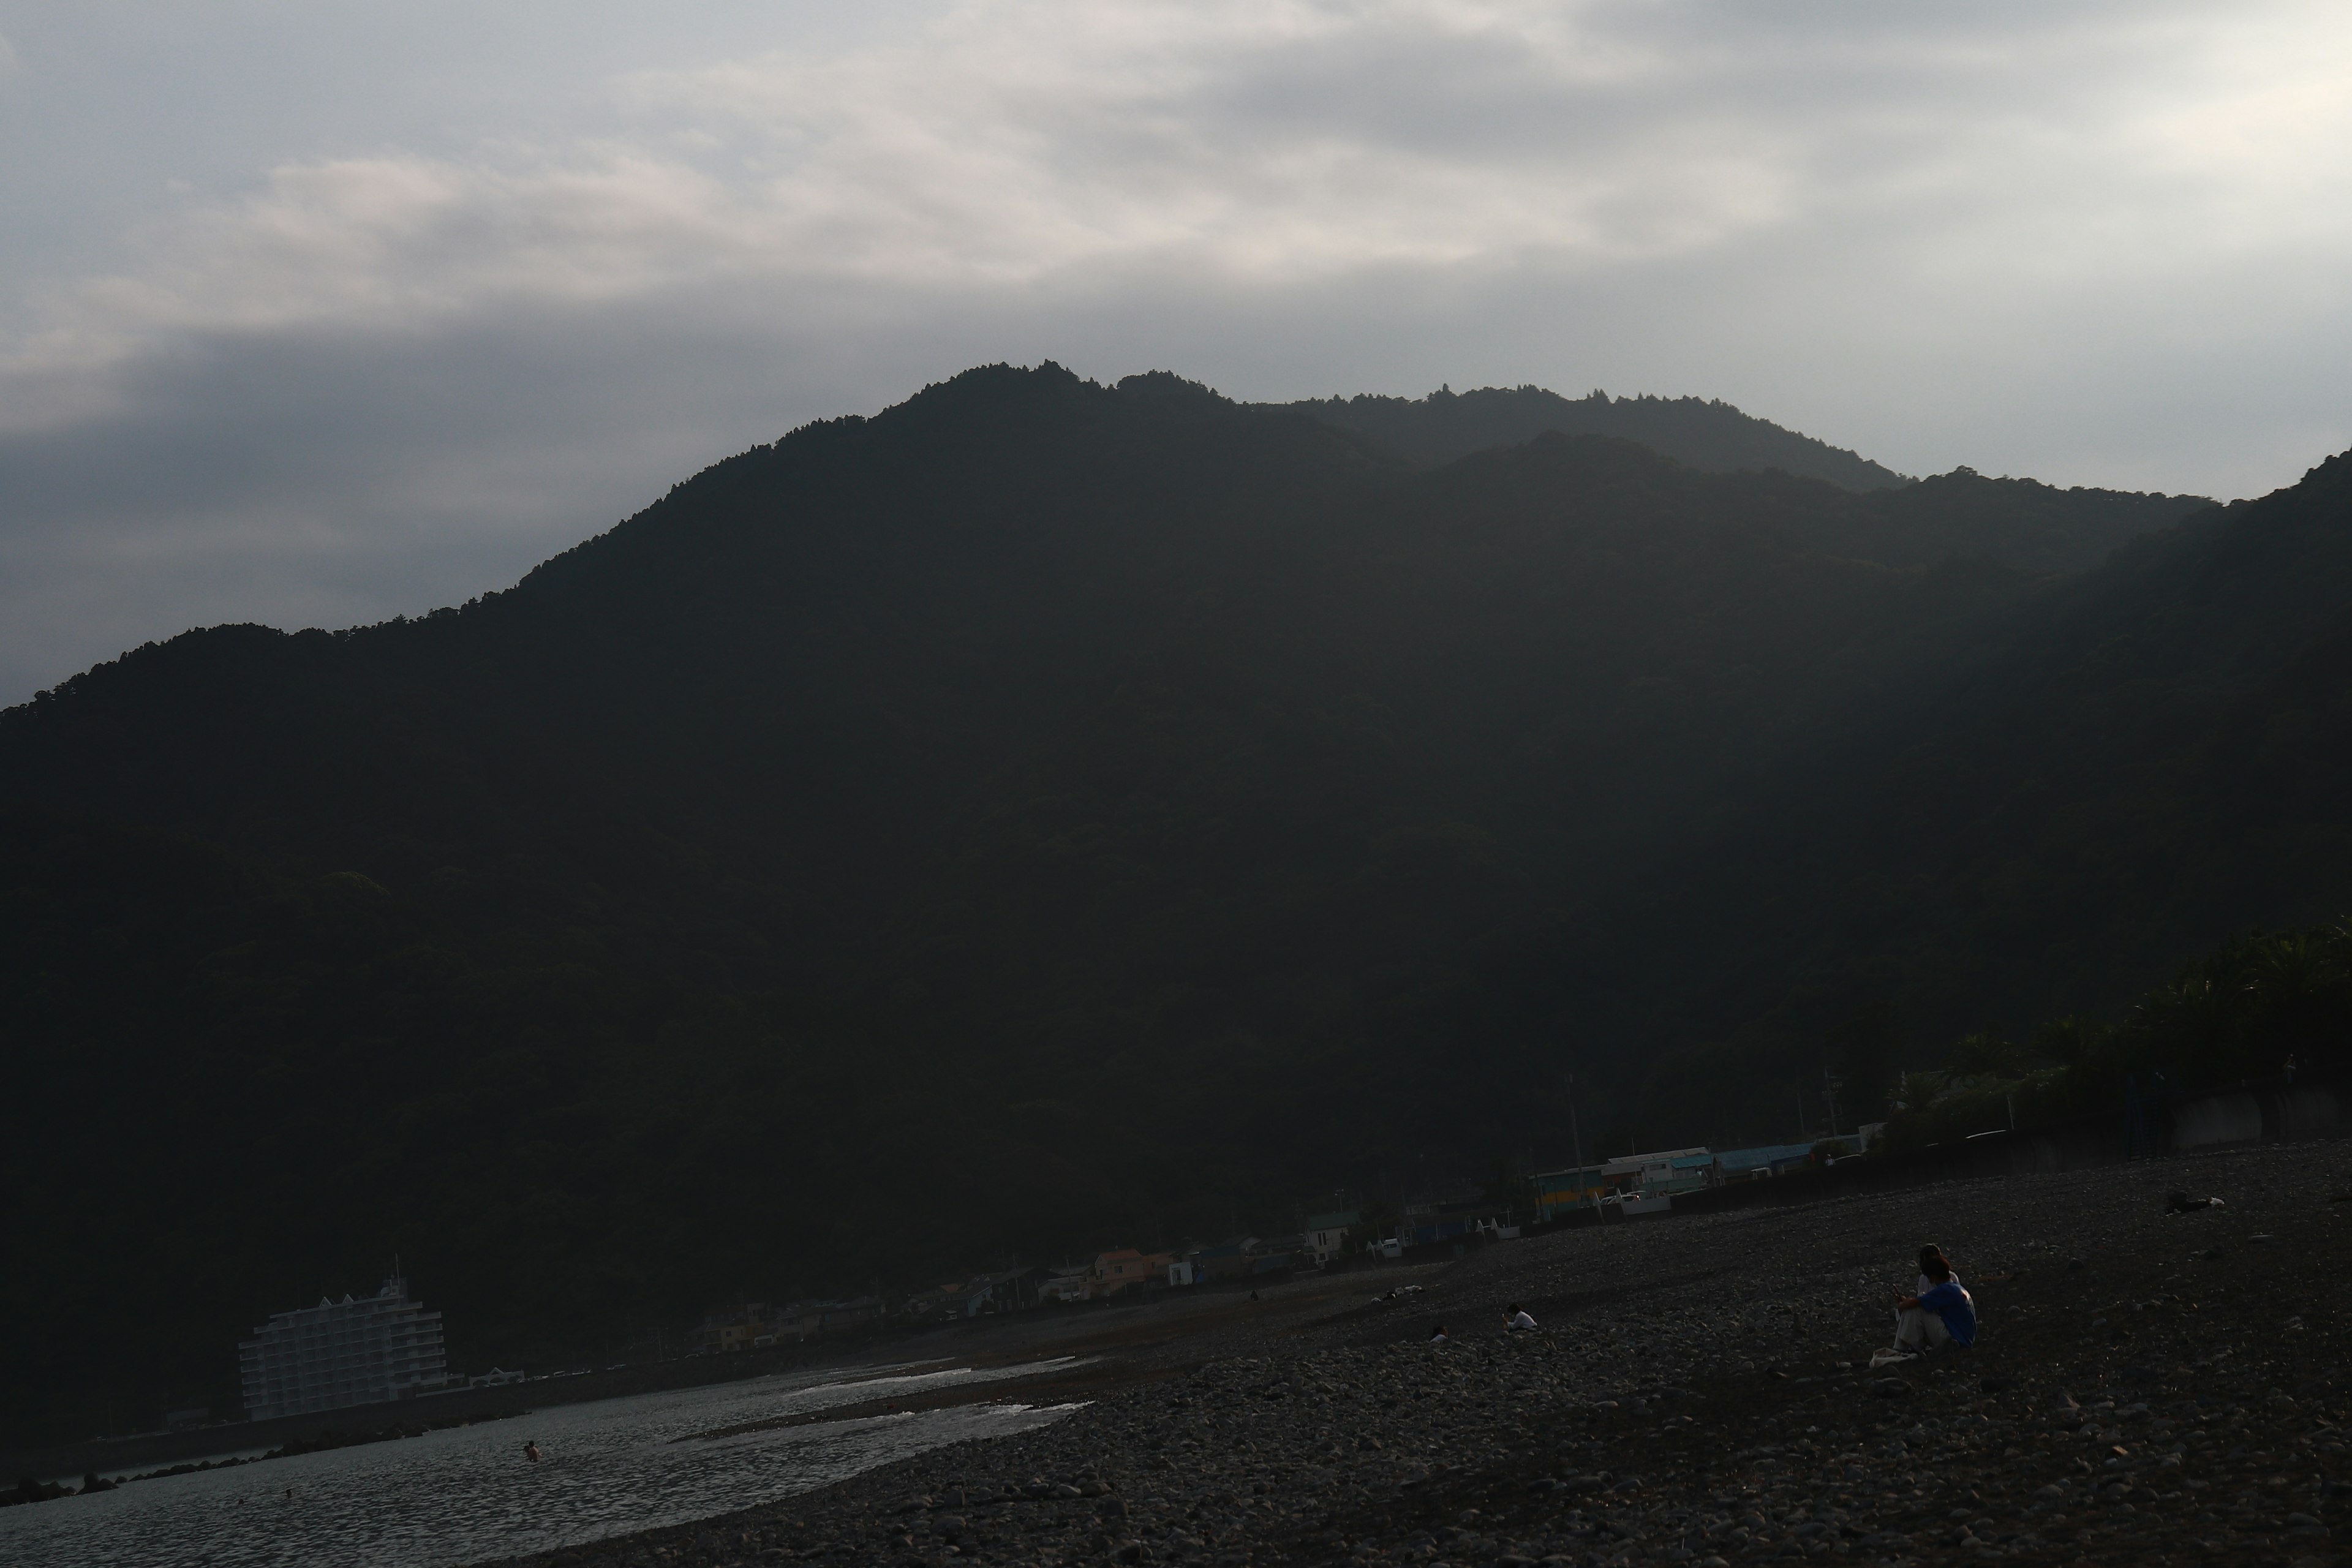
<box><xmin>4</xmin><ymin>0</ymin><xmax>2351</xmax><ymax>701</ymax></box>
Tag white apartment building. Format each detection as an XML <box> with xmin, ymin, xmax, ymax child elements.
<box><xmin>238</xmin><ymin>1273</ymin><xmax>450</xmax><ymax>1421</ymax></box>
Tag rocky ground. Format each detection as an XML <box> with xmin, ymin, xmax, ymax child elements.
<box><xmin>480</xmin><ymin>1142</ymin><xmax>2352</xmax><ymax>1568</ymax></box>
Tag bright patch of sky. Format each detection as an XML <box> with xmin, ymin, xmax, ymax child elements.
<box><xmin>2</xmin><ymin>0</ymin><xmax>2350</xmax><ymax>701</ymax></box>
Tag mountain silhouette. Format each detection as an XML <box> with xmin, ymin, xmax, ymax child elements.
<box><xmin>2</xmin><ymin>363</ymin><xmax>2328</xmax><ymax>1444</ymax></box>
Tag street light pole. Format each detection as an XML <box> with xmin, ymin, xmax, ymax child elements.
<box><xmin>1564</xmin><ymin>1072</ymin><xmax>1591</xmax><ymax>1212</ymax></box>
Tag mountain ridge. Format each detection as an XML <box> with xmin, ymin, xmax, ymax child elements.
<box><xmin>1263</xmin><ymin>382</ymin><xmax>1912</xmax><ymax>491</ymax></box>
<box><xmin>0</xmin><ymin>363</ymin><xmax>2330</xmax><ymax>1446</ymax></box>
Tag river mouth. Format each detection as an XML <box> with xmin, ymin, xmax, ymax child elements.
<box><xmin>0</xmin><ymin>1359</ymin><xmax>1086</xmax><ymax>1568</ymax></box>
<box><xmin>675</xmin><ymin>1354</ymin><xmax>1199</xmax><ymax>1442</ymax></box>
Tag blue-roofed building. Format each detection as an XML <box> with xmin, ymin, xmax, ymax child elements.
<box><xmin>1661</xmin><ymin>1152</ymin><xmax>1718</xmax><ymax>1194</ymax></box>
<box><xmin>1536</xmin><ymin>1148</ymin><xmax>1713</xmax><ymax>1218</ymax></box>
<box><xmin>1532</xmin><ymin>1164</ymin><xmax>1609</xmax><ymax>1219</ymax></box>
<box><xmin>1713</xmin><ymin>1142</ymin><xmax>1819</xmax><ymax>1180</ymax></box>
<box><xmin>1602</xmin><ymin>1146</ymin><xmax>1710</xmax><ymax>1196</ymax></box>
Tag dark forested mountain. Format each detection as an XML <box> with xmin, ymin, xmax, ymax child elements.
<box><xmin>1831</xmin><ymin>467</ymin><xmax>2215</xmax><ymax>575</ymax></box>
<box><xmin>0</xmin><ymin>363</ymin><xmax>2333</xmax><ymax>1444</ymax></box>
<box><xmin>1615</xmin><ymin>451</ymin><xmax>2352</xmax><ymax>1137</ymax></box>
<box><xmin>1275</xmin><ymin>385</ymin><xmax>2213</xmax><ymax>573</ymax></box>
<box><xmin>1270</xmin><ymin>383</ymin><xmax>1912</xmax><ymax>491</ymax></box>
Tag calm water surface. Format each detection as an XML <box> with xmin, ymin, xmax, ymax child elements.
<box><xmin>1</xmin><ymin>1360</ymin><xmax>1082</xmax><ymax>1568</ymax></box>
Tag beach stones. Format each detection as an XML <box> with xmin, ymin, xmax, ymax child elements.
<box><xmin>480</xmin><ymin>1142</ymin><xmax>2352</xmax><ymax>1568</ymax></box>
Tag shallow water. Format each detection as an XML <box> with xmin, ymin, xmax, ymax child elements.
<box><xmin>1</xmin><ymin>1359</ymin><xmax>1081</xmax><ymax>1568</ymax></box>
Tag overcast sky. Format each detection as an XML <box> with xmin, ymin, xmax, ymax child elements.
<box><xmin>3</xmin><ymin>1</ymin><xmax>2350</xmax><ymax>703</ymax></box>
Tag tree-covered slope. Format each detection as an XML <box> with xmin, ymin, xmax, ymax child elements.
<box><xmin>1615</xmin><ymin>451</ymin><xmax>2352</xmax><ymax>1142</ymax></box>
<box><xmin>1268</xmin><ymin>383</ymin><xmax>1910</xmax><ymax>489</ymax></box>
<box><xmin>0</xmin><ymin>363</ymin><xmax>2324</xmax><ymax>1444</ymax></box>
<box><xmin>1273</xmin><ymin>385</ymin><xmax>2214</xmax><ymax>573</ymax></box>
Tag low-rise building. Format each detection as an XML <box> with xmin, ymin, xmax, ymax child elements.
<box><xmin>715</xmin><ymin>1321</ymin><xmax>767</xmax><ymax>1352</ymax></box>
<box><xmin>1190</xmin><ymin>1237</ymin><xmax>1260</xmax><ymax>1283</ymax></box>
<box><xmin>1191</xmin><ymin>1237</ymin><xmax>1300</xmax><ymax>1281</ymax></box>
<box><xmin>688</xmin><ymin>1302</ymin><xmax>775</xmax><ymax>1354</ymax></box>
<box><xmin>938</xmin><ymin>1269</ymin><xmax>1045</xmax><ymax>1317</ymax></box>
<box><xmin>1713</xmin><ymin>1142</ymin><xmax>1819</xmax><ymax>1180</ymax></box>
<box><xmin>818</xmin><ymin>1296</ymin><xmax>884</xmax><ymax>1332</ymax></box>
<box><xmin>1400</xmin><ymin>1178</ymin><xmax>1489</xmax><ymax>1245</ymax></box>
<box><xmin>1532</xmin><ymin>1164</ymin><xmax>1608</xmax><ymax>1219</ymax></box>
<box><xmin>1090</xmin><ymin>1249</ymin><xmax>1167</xmax><ymax>1297</ymax></box>
<box><xmin>900</xmin><ymin>1288</ymin><xmax>952</xmax><ymax>1322</ymax></box>
<box><xmin>1303</xmin><ymin>1211</ymin><xmax>1359</xmax><ymax>1266</ymax></box>
<box><xmin>1038</xmin><ymin>1266</ymin><xmax>1091</xmax><ymax>1303</ymax></box>
<box><xmin>1600</xmin><ymin>1146</ymin><xmax>1712</xmax><ymax>1197</ymax></box>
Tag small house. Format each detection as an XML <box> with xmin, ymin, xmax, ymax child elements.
<box><xmin>1303</xmin><ymin>1210</ymin><xmax>1359</xmax><ymax>1265</ymax></box>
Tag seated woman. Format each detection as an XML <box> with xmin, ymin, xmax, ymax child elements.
<box><xmin>1877</xmin><ymin>1244</ymin><xmax>1977</xmax><ymax>1362</ymax></box>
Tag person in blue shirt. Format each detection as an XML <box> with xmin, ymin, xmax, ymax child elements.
<box><xmin>1888</xmin><ymin>1243</ymin><xmax>1976</xmax><ymax>1355</ymax></box>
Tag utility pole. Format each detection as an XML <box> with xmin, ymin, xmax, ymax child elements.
<box><xmin>1823</xmin><ymin>1066</ymin><xmax>1844</xmax><ymax>1143</ymax></box>
<box><xmin>1564</xmin><ymin>1072</ymin><xmax>1589</xmax><ymax>1210</ymax></box>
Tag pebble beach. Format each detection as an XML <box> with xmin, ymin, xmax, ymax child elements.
<box><xmin>475</xmin><ymin>1142</ymin><xmax>2351</xmax><ymax>1568</ymax></box>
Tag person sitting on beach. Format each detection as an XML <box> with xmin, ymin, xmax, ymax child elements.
<box><xmin>1428</xmin><ymin>1323</ymin><xmax>1450</xmax><ymax>1344</ymax></box>
<box><xmin>1882</xmin><ymin>1244</ymin><xmax>1975</xmax><ymax>1358</ymax></box>
<box><xmin>1504</xmin><ymin>1303</ymin><xmax>1537</xmax><ymax>1332</ymax></box>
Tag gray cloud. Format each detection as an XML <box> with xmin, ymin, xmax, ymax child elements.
<box><xmin>4</xmin><ymin>0</ymin><xmax>2350</xmax><ymax>703</ymax></box>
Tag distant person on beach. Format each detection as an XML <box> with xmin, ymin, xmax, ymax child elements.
<box><xmin>523</xmin><ymin>1441</ymin><xmax>541</xmax><ymax>1463</ymax></box>
<box><xmin>1504</xmin><ymin>1303</ymin><xmax>1537</xmax><ymax>1332</ymax></box>
<box><xmin>1878</xmin><ymin>1244</ymin><xmax>1976</xmax><ymax>1360</ymax></box>
<box><xmin>1428</xmin><ymin>1323</ymin><xmax>1449</xmax><ymax>1344</ymax></box>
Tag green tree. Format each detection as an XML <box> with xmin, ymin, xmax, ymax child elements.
<box><xmin>1825</xmin><ymin>1001</ymin><xmax>1905</xmax><ymax>1121</ymax></box>
<box><xmin>1948</xmin><ymin>1029</ymin><xmax>2027</xmax><ymax>1079</ymax></box>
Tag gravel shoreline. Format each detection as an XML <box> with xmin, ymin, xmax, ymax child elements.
<box><xmin>477</xmin><ymin>1142</ymin><xmax>2350</xmax><ymax>1568</ymax></box>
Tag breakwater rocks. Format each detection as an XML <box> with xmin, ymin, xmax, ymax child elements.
<box><xmin>484</xmin><ymin>1142</ymin><xmax>2350</xmax><ymax>1567</ymax></box>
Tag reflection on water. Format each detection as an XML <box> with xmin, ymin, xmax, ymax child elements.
<box><xmin>1</xmin><ymin>1360</ymin><xmax>1082</xmax><ymax>1568</ymax></box>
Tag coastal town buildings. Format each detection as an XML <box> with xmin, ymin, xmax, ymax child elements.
<box><xmin>238</xmin><ymin>1273</ymin><xmax>449</xmax><ymax>1421</ymax></box>
<box><xmin>688</xmin><ymin>1297</ymin><xmax>888</xmax><ymax>1350</ymax></box>
<box><xmin>672</xmin><ymin>1143</ymin><xmax>1871</xmax><ymax>1353</ymax></box>
<box><xmin>1531</xmin><ymin>1140</ymin><xmax>1862</xmax><ymax>1221</ymax></box>
<box><xmin>1087</xmin><ymin>1249</ymin><xmax>1176</xmax><ymax>1297</ymax></box>
<box><xmin>930</xmin><ymin>1268</ymin><xmax>1047</xmax><ymax>1317</ymax></box>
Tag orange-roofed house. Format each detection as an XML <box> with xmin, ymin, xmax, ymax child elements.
<box><xmin>1088</xmin><ymin>1249</ymin><xmax>1161</xmax><ymax>1298</ymax></box>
